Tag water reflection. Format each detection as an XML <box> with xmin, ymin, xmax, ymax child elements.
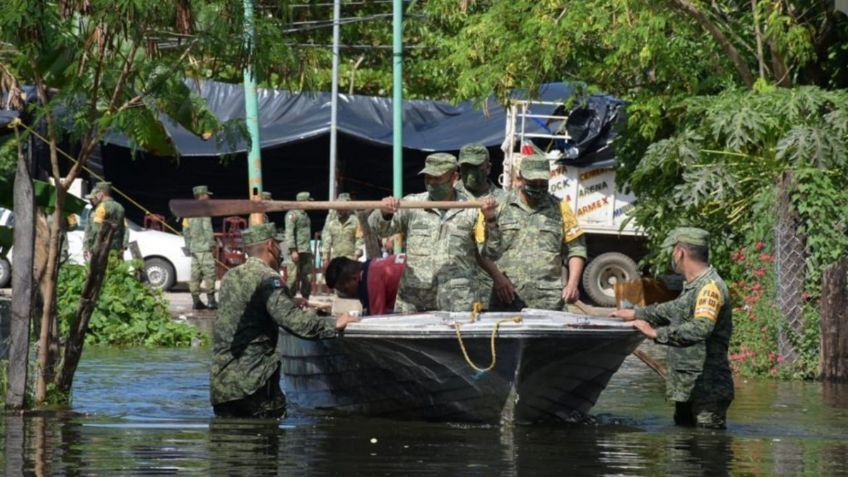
<box><xmin>1</xmin><ymin>348</ymin><xmax>847</xmax><ymax>476</ymax></box>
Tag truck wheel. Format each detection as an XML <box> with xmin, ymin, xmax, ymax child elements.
<box><xmin>144</xmin><ymin>258</ymin><xmax>176</xmax><ymax>291</ymax></box>
<box><xmin>582</xmin><ymin>252</ymin><xmax>640</xmax><ymax>307</ymax></box>
<box><xmin>0</xmin><ymin>257</ymin><xmax>10</xmax><ymax>288</ymax></box>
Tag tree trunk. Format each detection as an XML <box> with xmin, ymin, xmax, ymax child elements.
<box><xmin>820</xmin><ymin>258</ymin><xmax>848</xmax><ymax>381</ymax></box>
<box><xmin>53</xmin><ymin>222</ymin><xmax>116</xmax><ymax>396</ymax></box>
<box><xmin>775</xmin><ymin>171</ymin><xmax>806</xmax><ymax>365</ymax></box>
<box><xmin>6</xmin><ymin>130</ymin><xmax>36</xmax><ymax>410</ymax></box>
<box><xmin>35</xmin><ymin>200</ymin><xmax>67</xmax><ymax>404</ymax></box>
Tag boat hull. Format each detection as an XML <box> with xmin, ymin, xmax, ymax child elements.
<box><xmin>278</xmin><ymin>311</ymin><xmax>643</xmax><ymax>424</ymax></box>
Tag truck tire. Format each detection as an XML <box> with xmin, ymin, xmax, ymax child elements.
<box><xmin>582</xmin><ymin>252</ymin><xmax>640</xmax><ymax>307</ymax></box>
<box><xmin>144</xmin><ymin>258</ymin><xmax>176</xmax><ymax>291</ymax></box>
<box><xmin>0</xmin><ymin>257</ymin><xmax>10</xmax><ymax>288</ymax></box>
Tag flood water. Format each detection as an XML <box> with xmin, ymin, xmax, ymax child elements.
<box><xmin>2</xmin><ymin>347</ymin><xmax>848</xmax><ymax>476</ymax></box>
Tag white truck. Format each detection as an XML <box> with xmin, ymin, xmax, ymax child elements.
<box><xmin>500</xmin><ymin>99</ymin><xmax>645</xmax><ymax>306</ymax></box>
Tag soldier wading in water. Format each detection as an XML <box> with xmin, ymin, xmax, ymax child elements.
<box><xmin>610</xmin><ymin>227</ymin><xmax>734</xmax><ymax>429</ymax></box>
<box><xmin>210</xmin><ymin>223</ymin><xmax>359</xmax><ymax>419</ymax></box>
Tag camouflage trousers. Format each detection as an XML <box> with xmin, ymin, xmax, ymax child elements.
<box><xmin>489</xmin><ymin>285</ymin><xmax>564</xmax><ymax>312</ymax></box>
<box><xmin>286</xmin><ymin>253</ymin><xmax>313</xmax><ymax>299</ymax></box>
<box><xmin>674</xmin><ymin>399</ymin><xmax>731</xmax><ymax>430</ymax></box>
<box><xmin>189</xmin><ymin>251</ymin><xmax>216</xmax><ymax>295</ymax></box>
<box><xmin>394</xmin><ymin>276</ymin><xmax>475</xmax><ymax>313</ymax></box>
<box><xmin>212</xmin><ymin>368</ymin><xmax>287</xmax><ymax>419</ymax></box>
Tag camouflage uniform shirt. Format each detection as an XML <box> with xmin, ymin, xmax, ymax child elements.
<box><xmin>285</xmin><ymin>210</ymin><xmax>311</xmax><ymax>253</ymax></box>
<box><xmin>482</xmin><ymin>191</ymin><xmax>587</xmax><ymax>310</ymax></box>
<box><xmin>321</xmin><ymin>214</ymin><xmax>364</xmax><ymax>260</ymax></box>
<box><xmin>210</xmin><ymin>257</ymin><xmax>337</xmax><ymax>405</ymax></box>
<box><xmin>83</xmin><ymin>198</ymin><xmax>126</xmax><ymax>254</ymax></box>
<box><xmin>457</xmin><ymin>179</ymin><xmax>507</xmax><ymax>304</ymax></box>
<box><xmin>636</xmin><ymin>266</ymin><xmax>734</xmax><ymax>403</ymax></box>
<box><xmin>183</xmin><ymin>216</ymin><xmax>215</xmax><ymax>253</ymax></box>
<box><xmin>368</xmin><ymin>191</ymin><xmax>500</xmax><ymax>312</ymax></box>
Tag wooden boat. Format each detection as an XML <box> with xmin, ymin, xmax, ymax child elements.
<box><xmin>278</xmin><ymin>309</ymin><xmax>643</xmax><ymax>424</ymax></box>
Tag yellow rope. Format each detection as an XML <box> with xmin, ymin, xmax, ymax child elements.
<box><xmin>453</xmin><ymin>309</ymin><xmax>523</xmax><ymax>373</ymax></box>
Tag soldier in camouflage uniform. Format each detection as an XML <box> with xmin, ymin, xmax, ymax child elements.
<box><xmin>83</xmin><ymin>182</ymin><xmax>126</xmax><ymax>261</ymax></box>
<box><xmin>610</xmin><ymin>227</ymin><xmax>734</xmax><ymax>429</ymax></box>
<box><xmin>285</xmin><ymin>191</ymin><xmax>314</xmax><ymax>299</ymax></box>
<box><xmin>455</xmin><ymin>143</ymin><xmax>508</xmax><ymax>305</ymax></box>
<box><xmin>321</xmin><ymin>192</ymin><xmax>364</xmax><ymax>264</ymax></box>
<box><xmin>370</xmin><ymin>153</ymin><xmax>499</xmax><ymax>312</ymax></box>
<box><xmin>183</xmin><ymin>185</ymin><xmax>218</xmax><ymax>310</ymax></box>
<box><xmin>210</xmin><ymin>222</ymin><xmax>359</xmax><ymax>418</ymax></box>
<box><xmin>480</xmin><ymin>154</ymin><xmax>587</xmax><ymax>311</ymax></box>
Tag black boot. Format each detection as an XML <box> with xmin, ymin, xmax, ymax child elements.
<box><xmin>192</xmin><ymin>295</ymin><xmax>207</xmax><ymax>310</ymax></box>
<box><xmin>206</xmin><ymin>294</ymin><xmax>218</xmax><ymax>310</ymax></box>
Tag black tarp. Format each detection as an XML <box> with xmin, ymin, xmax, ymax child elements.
<box><xmin>4</xmin><ymin>81</ymin><xmax>624</xmax><ymax>231</ymax></box>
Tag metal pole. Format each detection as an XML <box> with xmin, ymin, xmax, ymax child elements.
<box><xmin>243</xmin><ymin>0</ymin><xmax>264</xmax><ymax>224</ymax></box>
<box><xmin>392</xmin><ymin>0</ymin><xmax>403</xmax><ymax>197</ymax></box>
<box><xmin>329</xmin><ymin>0</ymin><xmax>340</xmax><ymax>200</ymax></box>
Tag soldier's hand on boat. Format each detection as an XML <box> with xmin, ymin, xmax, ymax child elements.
<box><xmin>480</xmin><ymin>196</ymin><xmax>498</xmax><ymax>222</ymax></box>
<box><xmin>335</xmin><ymin>312</ymin><xmax>361</xmax><ymax>331</ymax></box>
<box><xmin>380</xmin><ymin>196</ymin><xmax>400</xmax><ymax>216</ymax></box>
<box><xmin>493</xmin><ymin>271</ymin><xmax>515</xmax><ymax>304</ymax></box>
<box><xmin>562</xmin><ymin>283</ymin><xmax>580</xmax><ymax>304</ymax></box>
<box><xmin>631</xmin><ymin>319</ymin><xmax>657</xmax><ymax>339</ymax></box>
<box><xmin>608</xmin><ymin>309</ymin><xmax>636</xmax><ymax>321</ymax></box>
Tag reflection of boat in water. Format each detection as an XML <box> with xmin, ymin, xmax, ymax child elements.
<box><xmin>278</xmin><ymin>310</ymin><xmax>643</xmax><ymax>424</ymax></box>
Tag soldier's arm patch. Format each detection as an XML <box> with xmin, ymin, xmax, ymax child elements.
<box><xmin>694</xmin><ymin>281</ymin><xmax>723</xmax><ymax>321</ymax></box>
<box><xmin>93</xmin><ymin>204</ymin><xmax>106</xmax><ymax>224</ymax></box>
<box><xmin>559</xmin><ymin>201</ymin><xmax>585</xmax><ymax>243</ymax></box>
<box><xmin>182</xmin><ymin>218</ymin><xmax>189</xmax><ymax>229</ymax></box>
<box><xmin>474</xmin><ymin>210</ymin><xmax>486</xmax><ymax>244</ymax></box>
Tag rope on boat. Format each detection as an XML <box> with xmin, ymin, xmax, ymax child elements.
<box><xmin>453</xmin><ymin>306</ymin><xmax>523</xmax><ymax>373</ymax></box>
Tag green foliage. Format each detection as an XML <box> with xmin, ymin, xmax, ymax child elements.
<box><xmin>627</xmin><ymin>87</ymin><xmax>848</xmax><ymax>283</ymax></box>
<box><xmin>57</xmin><ymin>261</ymin><xmax>201</xmax><ymax>347</ymax></box>
<box><xmin>0</xmin><ymin>135</ymin><xmax>18</xmax><ymax>180</ymax></box>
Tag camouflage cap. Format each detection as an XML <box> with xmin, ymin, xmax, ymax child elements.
<box><xmin>458</xmin><ymin>144</ymin><xmax>489</xmax><ymax>166</ymax></box>
<box><xmin>296</xmin><ymin>191</ymin><xmax>312</xmax><ymax>201</ymax></box>
<box><xmin>193</xmin><ymin>185</ymin><xmax>213</xmax><ymax>197</ymax></box>
<box><xmin>662</xmin><ymin>227</ymin><xmax>710</xmax><ymax>249</ymax></box>
<box><xmin>519</xmin><ymin>155</ymin><xmax>551</xmax><ymax>181</ymax></box>
<box><xmin>241</xmin><ymin>222</ymin><xmax>278</xmax><ymax>245</ymax></box>
<box><xmin>337</xmin><ymin>192</ymin><xmax>351</xmax><ymax>201</ymax></box>
<box><xmin>418</xmin><ymin>153</ymin><xmax>458</xmax><ymax>176</ymax></box>
<box><xmin>261</xmin><ymin>191</ymin><xmax>272</xmax><ymax>200</ymax></box>
<box><xmin>86</xmin><ymin>181</ymin><xmax>112</xmax><ymax>199</ymax></box>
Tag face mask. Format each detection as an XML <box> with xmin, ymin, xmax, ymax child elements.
<box><xmin>461</xmin><ymin>168</ymin><xmax>487</xmax><ymax>191</ymax></box>
<box><xmin>522</xmin><ymin>184</ymin><xmax>548</xmax><ymax>202</ymax></box>
<box><xmin>338</xmin><ymin>211</ymin><xmax>351</xmax><ymax>221</ymax></box>
<box><xmin>427</xmin><ymin>181</ymin><xmax>453</xmax><ymax>201</ymax></box>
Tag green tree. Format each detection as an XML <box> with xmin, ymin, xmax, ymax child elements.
<box><xmin>0</xmin><ymin>0</ymin><xmax>245</xmax><ymax>407</ymax></box>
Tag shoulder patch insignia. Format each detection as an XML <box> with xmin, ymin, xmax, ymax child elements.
<box><xmin>182</xmin><ymin>218</ymin><xmax>189</xmax><ymax>229</ymax></box>
<box><xmin>93</xmin><ymin>204</ymin><xmax>106</xmax><ymax>224</ymax></box>
<box><xmin>474</xmin><ymin>210</ymin><xmax>486</xmax><ymax>244</ymax></box>
<box><xmin>560</xmin><ymin>201</ymin><xmax>584</xmax><ymax>242</ymax></box>
<box><xmin>694</xmin><ymin>281</ymin><xmax>723</xmax><ymax>321</ymax></box>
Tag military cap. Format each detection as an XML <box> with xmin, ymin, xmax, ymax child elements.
<box><xmin>419</xmin><ymin>152</ymin><xmax>458</xmax><ymax>176</ymax></box>
<box><xmin>241</xmin><ymin>222</ymin><xmax>278</xmax><ymax>245</ymax></box>
<box><xmin>458</xmin><ymin>144</ymin><xmax>489</xmax><ymax>166</ymax></box>
<box><xmin>192</xmin><ymin>185</ymin><xmax>213</xmax><ymax>197</ymax></box>
<box><xmin>296</xmin><ymin>191</ymin><xmax>312</xmax><ymax>201</ymax></box>
<box><xmin>85</xmin><ymin>181</ymin><xmax>111</xmax><ymax>199</ymax></box>
<box><xmin>337</xmin><ymin>192</ymin><xmax>351</xmax><ymax>201</ymax></box>
<box><xmin>261</xmin><ymin>191</ymin><xmax>272</xmax><ymax>200</ymax></box>
<box><xmin>662</xmin><ymin>227</ymin><xmax>710</xmax><ymax>249</ymax></box>
<box><xmin>519</xmin><ymin>155</ymin><xmax>551</xmax><ymax>181</ymax></box>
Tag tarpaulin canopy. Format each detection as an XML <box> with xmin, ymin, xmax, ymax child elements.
<box><xmin>102</xmin><ymin>80</ymin><xmax>624</xmax><ymax>162</ymax></box>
